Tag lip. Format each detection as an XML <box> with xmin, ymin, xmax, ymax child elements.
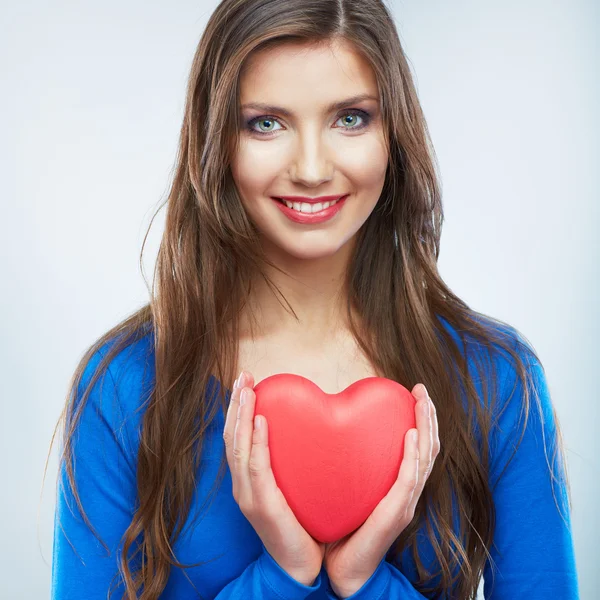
<box><xmin>272</xmin><ymin>194</ymin><xmax>348</xmax><ymax>224</ymax></box>
<box><xmin>274</xmin><ymin>194</ymin><xmax>347</xmax><ymax>205</ymax></box>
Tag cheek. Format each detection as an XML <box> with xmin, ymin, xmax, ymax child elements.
<box><xmin>231</xmin><ymin>142</ymin><xmax>280</xmax><ymax>194</ymax></box>
<box><xmin>342</xmin><ymin>138</ymin><xmax>388</xmax><ymax>189</ymax></box>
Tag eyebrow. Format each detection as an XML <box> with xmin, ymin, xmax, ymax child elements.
<box><xmin>240</xmin><ymin>94</ymin><xmax>379</xmax><ymax>117</ymax></box>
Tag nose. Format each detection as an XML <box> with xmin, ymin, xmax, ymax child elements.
<box><xmin>288</xmin><ymin>131</ymin><xmax>334</xmax><ymax>188</ymax></box>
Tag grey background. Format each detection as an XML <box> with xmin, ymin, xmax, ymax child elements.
<box><xmin>1</xmin><ymin>1</ymin><xmax>597</xmax><ymax>598</ymax></box>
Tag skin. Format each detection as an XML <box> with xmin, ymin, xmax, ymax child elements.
<box><xmin>225</xmin><ymin>39</ymin><xmax>441</xmax><ymax>595</ymax></box>
<box><xmin>231</xmin><ymin>37</ymin><xmax>388</xmax><ymax>341</ymax></box>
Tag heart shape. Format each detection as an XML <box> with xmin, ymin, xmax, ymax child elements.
<box><xmin>253</xmin><ymin>374</ymin><xmax>416</xmax><ymax>543</ymax></box>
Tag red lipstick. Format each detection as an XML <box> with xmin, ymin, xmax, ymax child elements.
<box><xmin>271</xmin><ymin>194</ymin><xmax>349</xmax><ymax>224</ymax></box>
<box><xmin>275</xmin><ymin>194</ymin><xmax>347</xmax><ymax>204</ymax></box>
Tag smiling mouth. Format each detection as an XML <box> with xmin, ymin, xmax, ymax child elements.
<box><xmin>274</xmin><ymin>196</ymin><xmax>346</xmax><ymax>213</ymax></box>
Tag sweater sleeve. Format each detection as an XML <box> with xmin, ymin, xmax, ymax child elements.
<box><xmin>51</xmin><ymin>347</ymin><xmax>322</xmax><ymax>600</ymax></box>
<box><xmin>483</xmin><ymin>343</ymin><xmax>579</xmax><ymax>598</ymax></box>
<box><xmin>322</xmin><ymin>557</ymin><xmax>429</xmax><ymax>599</ymax></box>
<box><xmin>321</xmin><ymin>339</ymin><xmax>580</xmax><ymax>600</ymax></box>
<box><xmin>214</xmin><ymin>542</ymin><xmax>322</xmax><ymax>599</ymax></box>
<box><xmin>51</xmin><ymin>348</ymin><xmax>141</xmax><ymax>599</ymax></box>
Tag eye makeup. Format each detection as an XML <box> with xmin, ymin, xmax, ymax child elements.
<box><xmin>245</xmin><ymin>108</ymin><xmax>373</xmax><ymax>137</ymax></box>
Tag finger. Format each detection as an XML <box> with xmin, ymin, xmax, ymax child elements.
<box><xmin>373</xmin><ymin>427</ymin><xmax>420</xmax><ymax>526</ymax></box>
<box><xmin>233</xmin><ymin>384</ymin><xmax>261</xmax><ymax>505</ymax></box>
<box><xmin>400</xmin><ymin>427</ymin><xmax>419</xmax><ymax>503</ymax></box>
<box><xmin>223</xmin><ymin>371</ymin><xmax>254</xmax><ymax>498</ymax></box>
<box><xmin>430</xmin><ymin>396</ymin><xmax>440</xmax><ymax>457</ymax></box>
<box><xmin>248</xmin><ymin>412</ymin><xmax>279</xmax><ymax>505</ymax></box>
<box><xmin>224</xmin><ymin>375</ymin><xmax>242</xmax><ymax>465</ymax></box>
<box><xmin>416</xmin><ymin>387</ymin><xmax>433</xmax><ymax>481</ymax></box>
<box><xmin>407</xmin><ymin>387</ymin><xmax>439</xmax><ymax>516</ymax></box>
<box><xmin>224</xmin><ymin>373</ymin><xmax>255</xmax><ymax>456</ymax></box>
<box><xmin>224</xmin><ymin>385</ymin><xmax>239</xmax><ymax>459</ymax></box>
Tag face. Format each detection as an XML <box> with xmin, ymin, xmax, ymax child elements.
<box><xmin>231</xmin><ymin>38</ymin><xmax>388</xmax><ymax>261</ymax></box>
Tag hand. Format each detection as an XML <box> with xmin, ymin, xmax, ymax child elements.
<box><xmin>324</xmin><ymin>383</ymin><xmax>440</xmax><ymax>598</ymax></box>
<box><xmin>223</xmin><ymin>370</ymin><xmax>326</xmax><ymax>586</ymax></box>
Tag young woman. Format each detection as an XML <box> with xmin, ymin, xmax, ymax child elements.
<box><xmin>49</xmin><ymin>0</ymin><xmax>579</xmax><ymax>598</ymax></box>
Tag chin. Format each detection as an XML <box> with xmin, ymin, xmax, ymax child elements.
<box><xmin>269</xmin><ymin>236</ymin><xmax>346</xmax><ymax>260</ymax></box>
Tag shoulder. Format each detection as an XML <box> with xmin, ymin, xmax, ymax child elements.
<box><xmin>437</xmin><ymin>313</ymin><xmax>560</xmax><ymax>481</ymax></box>
<box><xmin>79</xmin><ymin>327</ymin><xmax>155</xmax><ymax>412</ymax></box>
<box><xmin>72</xmin><ymin>327</ymin><xmax>156</xmax><ymax>464</ymax></box>
<box><xmin>436</xmin><ymin>312</ymin><xmax>541</xmax><ymax>386</ymax></box>
<box><xmin>435</xmin><ymin>312</ymin><xmax>534</xmax><ymax>401</ymax></box>
<box><xmin>436</xmin><ymin>313</ymin><xmax>554</xmax><ymax>440</ymax></box>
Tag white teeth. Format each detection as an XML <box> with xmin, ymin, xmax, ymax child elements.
<box><xmin>283</xmin><ymin>198</ymin><xmax>340</xmax><ymax>213</ymax></box>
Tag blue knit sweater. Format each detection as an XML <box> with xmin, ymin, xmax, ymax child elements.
<box><xmin>51</xmin><ymin>321</ymin><xmax>579</xmax><ymax>598</ymax></box>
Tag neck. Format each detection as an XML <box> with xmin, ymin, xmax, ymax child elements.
<box><xmin>242</xmin><ymin>236</ymin><xmax>357</xmax><ymax>344</ymax></box>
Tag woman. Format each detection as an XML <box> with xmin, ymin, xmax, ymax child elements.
<box><xmin>49</xmin><ymin>0</ymin><xmax>579</xmax><ymax>598</ymax></box>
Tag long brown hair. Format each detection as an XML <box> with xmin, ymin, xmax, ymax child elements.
<box><xmin>43</xmin><ymin>0</ymin><xmax>572</xmax><ymax>597</ymax></box>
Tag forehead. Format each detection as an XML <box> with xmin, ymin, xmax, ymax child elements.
<box><xmin>239</xmin><ymin>39</ymin><xmax>378</xmax><ymax>107</ymax></box>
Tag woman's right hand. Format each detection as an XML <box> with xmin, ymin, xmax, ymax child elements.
<box><xmin>223</xmin><ymin>370</ymin><xmax>325</xmax><ymax>586</ymax></box>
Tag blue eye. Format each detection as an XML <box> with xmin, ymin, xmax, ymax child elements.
<box><xmin>246</xmin><ymin>109</ymin><xmax>372</xmax><ymax>137</ymax></box>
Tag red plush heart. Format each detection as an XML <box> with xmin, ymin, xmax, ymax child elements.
<box><xmin>253</xmin><ymin>374</ymin><xmax>416</xmax><ymax>543</ymax></box>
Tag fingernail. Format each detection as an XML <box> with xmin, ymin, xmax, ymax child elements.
<box><xmin>240</xmin><ymin>388</ymin><xmax>250</xmax><ymax>405</ymax></box>
<box><xmin>235</xmin><ymin>372</ymin><xmax>245</xmax><ymax>390</ymax></box>
<box><xmin>421</xmin><ymin>384</ymin><xmax>429</xmax><ymax>398</ymax></box>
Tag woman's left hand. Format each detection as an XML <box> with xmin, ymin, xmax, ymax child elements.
<box><xmin>324</xmin><ymin>383</ymin><xmax>440</xmax><ymax>598</ymax></box>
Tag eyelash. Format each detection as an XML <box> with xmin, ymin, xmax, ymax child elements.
<box><xmin>246</xmin><ymin>109</ymin><xmax>372</xmax><ymax>137</ymax></box>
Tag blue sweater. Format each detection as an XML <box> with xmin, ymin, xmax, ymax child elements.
<box><xmin>51</xmin><ymin>322</ymin><xmax>579</xmax><ymax>599</ymax></box>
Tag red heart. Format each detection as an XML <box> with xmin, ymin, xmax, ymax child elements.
<box><xmin>253</xmin><ymin>374</ymin><xmax>417</xmax><ymax>543</ymax></box>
